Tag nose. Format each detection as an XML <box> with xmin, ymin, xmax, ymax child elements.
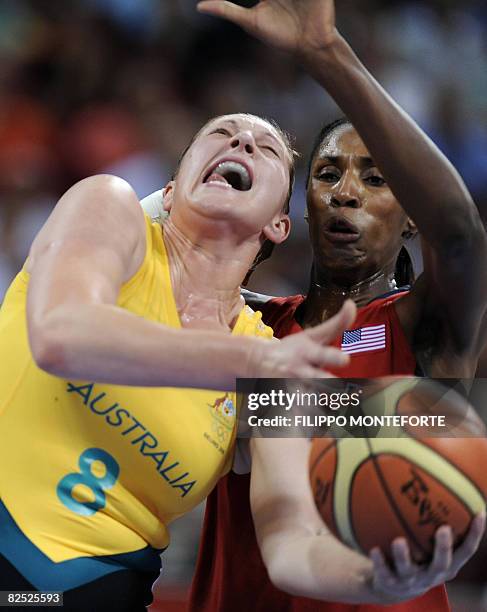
<box><xmin>230</xmin><ymin>131</ymin><xmax>255</xmax><ymax>155</ymax></box>
<box><xmin>331</xmin><ymin>172</ymin><xmax>361</xmax><ymax>208</ymax></box>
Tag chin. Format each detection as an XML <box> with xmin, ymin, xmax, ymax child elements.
<box><xmin>322</xmin><ymin>250</ymin><xmax>367</xmax><ymax>270</ymax></box>
<box><xmin>188</xmin><ymin>196</ymin><xmax>239</xmax><ymax>218</ymax></box>
<box><xmin>189</xmin><ymin>198</ymin><xmax>260</xmax><ymax>235</ymax></box>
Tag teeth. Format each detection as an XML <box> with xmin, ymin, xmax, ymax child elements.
<box><xmin>213</xmin><ymin>161</ymin><xmax>251</xmax><ymax>191</ymax></box>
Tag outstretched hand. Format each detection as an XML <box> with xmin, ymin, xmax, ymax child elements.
<box><xmin>370</xmin><ymin>513</ymin><xmax>486</xmax><ymax>602</ymax></box>
<box><xmin>197</xmin><ymin>0</ymin><xmax>337</xmax><ymax>55</ymax></box>
<box><xmin>251</xmin><ymin>299</ymin><xmax>357</xmax><ymax>379</ymax></box>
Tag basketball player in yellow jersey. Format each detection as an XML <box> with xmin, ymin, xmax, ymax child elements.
<box><xmin>0</xmin><ymin>112</ymin><xmax>356</xmax><ymax>611</ymax></box>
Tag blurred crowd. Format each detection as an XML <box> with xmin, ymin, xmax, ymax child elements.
<box><xmin>1</xmin><ymin>0</ymin><xmax>487</xmax><ymax>608</ymax></box>
<box><xmin>1</xmin><ymin>0</ymin><xmax>486</xmax><ymax>299</ymax></box>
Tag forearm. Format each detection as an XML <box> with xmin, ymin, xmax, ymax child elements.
<box><xmin>30</xmin><ymin>303</ymin><xmax>256</xmax><ymax>390</ymax></box>
<box><xmin>301</xmin><ymin>34</ymin><xmax>482</xmax><ymax>249</ymax></box>
<box><xmin>264</xmin><ymin>531</ymin><xmax>396</xmax><ymax>605</ymax></box>
<box><xmin>250</xmin><ymin>438</ymin><xmax>398</xmax><ymax>605</ymax></box>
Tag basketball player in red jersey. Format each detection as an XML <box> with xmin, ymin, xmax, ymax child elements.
<box><xmin>187</xmin><ymin>0</ymin><xmax>487</xmax><ymax>610</ymax></box>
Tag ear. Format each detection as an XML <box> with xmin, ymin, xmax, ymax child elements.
<box><xmin>402</xmin><ymin>218</ymin><xmax>417</xmax><ymax>241</ymax></box>
<box><xmin>162</xmin><ymin>181</ymin><xmax>176</xmax><ymax>212</ymax></box>
<box><xmin>262</xmin><ymin>213</ymin><xmax>291</xmax><ymax>245</ymax></box>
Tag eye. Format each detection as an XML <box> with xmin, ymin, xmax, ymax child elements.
<box><xmin>316</xmin><ymin>167</ymin><xmax>341</xmax><ymax>183</ymax></box>
<box><xmin>262</xmin><ymin>144</ymin><xmax>279</xmax><ymax>158</ymax></box>
<box><xmin>363</xmin><ymin>174</ymin><xmax>386</xmax><ymax>187</ymax></box>
<box><xmin>211</xmin><ymin>127</ymin><xmax>232</xmax><ymax>136</ymax></box>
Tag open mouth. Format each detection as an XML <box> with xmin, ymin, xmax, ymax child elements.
<box><xmin>323</xmin><ymin>217</ymin><xmax>361</xmax><ymax>243</ymax></box>
<box><xmin>203</xmin><ymin>160</ymin><xmax>252</xmax><ymax>191</ymax></box>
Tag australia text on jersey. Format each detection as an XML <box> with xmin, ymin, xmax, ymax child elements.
<box><xmin>66</xmin><ymin>382</ymin><xmax>196</xmax><ymax>497</ymax></box>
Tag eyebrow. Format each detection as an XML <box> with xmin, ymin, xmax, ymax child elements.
<box><xmin>320</xmin><ymin>155</ymin><xmax>375</xmax><ymax>166</ymax></box>
<box><xmin>217</xmin><ymin>119</ymin><xmax>285</xmax><ymax>152</ymax></box>
<box><xmin>221</xmin><ymin>118</ymin><xmax>238</xmax><ymax>129</ymax></box>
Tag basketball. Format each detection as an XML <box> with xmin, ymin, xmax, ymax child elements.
<box><xmin>309</xmin><ymin>377</ymin><xmax>487</xmax><ymax>564</ymax></box>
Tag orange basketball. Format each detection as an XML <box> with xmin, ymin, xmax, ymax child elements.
<box><xmin>309</xmin><ymin>377</ymin><xmax>487</xmax><ymax>564</ymax></box>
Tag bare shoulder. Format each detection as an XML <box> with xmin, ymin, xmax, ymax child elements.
<box><xmin>28</xmin><ymin>175</ymin><xmax>146</xmax><ymax>280</ymax></box>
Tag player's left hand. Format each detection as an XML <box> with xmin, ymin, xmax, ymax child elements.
<box><xmin>369</xmin><ymin>512</ymin><xmax>486</xmax><ymax>601</ymax></box>
<box><xmin>196</xmin><ymin>0</ymin><xmax>338</xmax><ymax>56</ymax></box>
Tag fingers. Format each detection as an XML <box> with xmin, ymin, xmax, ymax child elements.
<box><xmin>293</xmin><ymin>344</ymin><xmax>348</xmax><ymax>377</ymax></box>
<box><xmin>306</xmin><ymin>344</ymin><xmax>350</xmax><ymax>370</ymax></box>
<box><xmin>370</xmin><ymin>547</ymin><xmax>397</xmax><ymax>591</ymax></box>
<box><xmin>460</xmin><ymin>512</ymin><xmax>486</xmax><ymax>556</ymax></box>
<box><xmin>371</xmin><ymin>539</ymin><xmax>417</xmax><ymax>590</ymax></box>
<box><xmin>429</xmin><ymin>525</ymin><xmax>453</xmax><ymax>576</ymax></box>
<box><xmin>370</xmin><ymin>519</ymin><xmax>484</xmax><ymax>601</ymax></box>
<box><xmin>371</xmin><ymin>541</ymin><xmax>431</xmax><ymax>599</ymax></box>
<box><xmin>391</xmin><ymin>538</ymin><xmax>417</xmax><ymax>581</ymax></box>
<box><xmin>306</xmin><ymin>300</ymin><xmax>357</xmax><ymax>344</ymax></box>
<box><xmin>448</xmin><ymin>512</ymin><xmax>486</xmax><ymax>576</ymax></box>
<box><xmin>197</xmin><ymin>1</ymin><xmax>251</xmax><ymax>27</ymax></box>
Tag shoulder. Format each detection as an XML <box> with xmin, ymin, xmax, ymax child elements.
<box><xmin>24</xmin><ymin>176</ymin><xmax>149</xmax><ymax>290</ymax></box>
<box><xmin>69</xmin><ymin>175</ymin><xmax>144</xmax><ymax>217</ymax></box>
<box><xmin>29</xmin><ymin>175</ymin><xmax>146</xmax><ymax>267</ymax></box>
<box><xmin>44</xmin><ymin>175</ymin><xmax>146</xmax><ymax>242</ymax></box>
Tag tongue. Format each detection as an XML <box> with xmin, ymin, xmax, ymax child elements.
<box><xmin>206</xmin><ymin>173</ymin><xmax>229</xmax><ymax>185</ymax></box>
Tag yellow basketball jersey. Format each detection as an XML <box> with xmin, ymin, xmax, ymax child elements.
<box><xmin>0</xmin><ymin>215</ymin><xmax>272</xmax><ymax>590</ymax></box>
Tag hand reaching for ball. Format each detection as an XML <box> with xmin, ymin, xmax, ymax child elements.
<box><xmin>370</xmin><ymin>514</ymin><xmax>486</xmax><ymax>601</ymax></box>
<box><xmin>309</xmin><ymin>382</ymin><xmax>487</xmax><ymax>603</ymax></box>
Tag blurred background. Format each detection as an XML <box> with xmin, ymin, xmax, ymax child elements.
<box><xmin>0</xmin><ymin>0</ymin><xmax>486</xmax><ymax>609</ymax></box>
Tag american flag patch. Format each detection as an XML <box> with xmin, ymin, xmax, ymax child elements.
<box><xmin>341</xmin><ymin>324</ymin><xmax>386</xmax><ymax>354</ymax></box>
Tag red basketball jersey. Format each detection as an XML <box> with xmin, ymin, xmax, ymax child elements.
<box><xmin>188</xmin><ymin>292</ymin><xmax>449</xmax><ymax>612</ymax></box>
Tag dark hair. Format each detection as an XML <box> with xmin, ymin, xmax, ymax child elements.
<box><xmin>306</xmin><ymin>117</ymin><xmax>351</xmax><ymax>187</ymax></box>
<box><xmin>306</xmin><ymin>117</ymin><xmax>416</xmax><ymax>287</ymax></box>
<box><xmin>395</xmin><ymin>246</ymin><xmax>415</xmax><ymax>286</ymax></box>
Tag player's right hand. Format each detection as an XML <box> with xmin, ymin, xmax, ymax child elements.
<box><xmin>369</xmin><ymin>513</ymin><xmax>486</xmax><ymax>603</ymax></box>
<box><xmin>248</xmin><ymin>299</ymin><xmax>356</xmax><ymax>378</ymax></box>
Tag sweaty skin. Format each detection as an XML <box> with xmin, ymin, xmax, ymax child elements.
<box><xmin>196</xmin><ymin>0</ymin><xmax>487</xmax><ymax>605</ymax></box>
<box><xmin>162</xmin><ymin>114</ymin><xmax>292</xmax><ymax>331</ymax></box>
<box><xmin>26</xmin><ymin>114</ymin><xmax>354</xmax><ymax>390</ymax></box>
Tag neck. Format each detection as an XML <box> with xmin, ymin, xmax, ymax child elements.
<box><xmin>162</xmin><ymin>218</ymin><xmax>255</xmax><ymax>330</ymax></box>
<box><xmin>300</xmin><ymin>266</ymin><xmax>397</xmax><ymax>328</ymax></box>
